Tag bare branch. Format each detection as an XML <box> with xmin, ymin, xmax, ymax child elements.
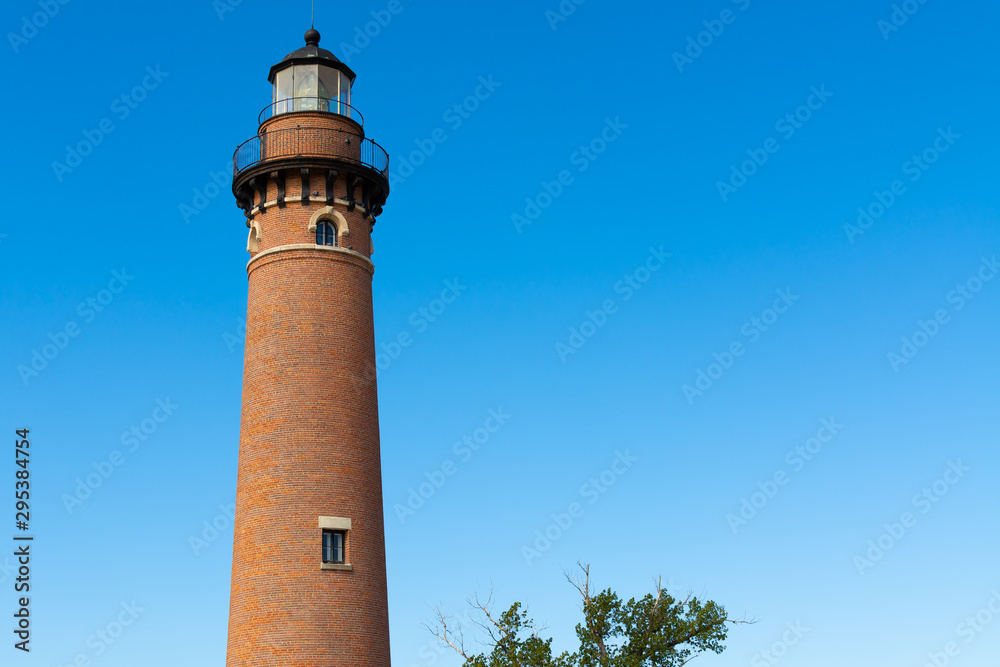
<box><xmin>424</xmin><ymin>605</ymin><xmax>471</xmax><ymax>661</ymax></box>
<box><xmin>469</xmin><ymin>585</ymin><xmax>509</xmax><ymax>645</ymax></box>
<box><xmin>564</xmin><ymin>563</ymin><xmax>588</xmax><ymax>601</ymax></box>
<box><xmin>725</xmin><ymin>613</ymin><xmax>759</xmax><ymax>626</ymax></box>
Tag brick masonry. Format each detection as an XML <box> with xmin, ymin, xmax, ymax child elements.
<box><xmin>226</xmin><ymin>112</ymin><xmax>390</xmax><ymax>667</ymax></box>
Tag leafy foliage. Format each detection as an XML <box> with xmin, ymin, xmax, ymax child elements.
<box><xmin>430</xmin><ymin>565</ymin><xmax>749</xmax><ymax>667</ymax></box>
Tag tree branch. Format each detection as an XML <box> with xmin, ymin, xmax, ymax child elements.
<box><xmin>567</xmin><ymin>563</ymin><xmax>610</xmax><ymax>667</ymax></box>
<box><xmin>633</xmin><ymin>576</ymin><xmax>665</xmax><ymax>663</ymax></box>
<box><xmin>424</xmin><ymin>605</ymin><xmax>471</xmax><ymax>661</ymax></box>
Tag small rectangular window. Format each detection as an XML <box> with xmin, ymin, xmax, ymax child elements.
<box><xmin>322</xmin><ymin>530</ymin><xmax>345</xmax><ymax>564</ymax></box>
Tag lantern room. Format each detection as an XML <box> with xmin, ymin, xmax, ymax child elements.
<box><xmin>265</xmin><ymin>28</ymin><xmax>359</xmax><ymax>123</ymax></box>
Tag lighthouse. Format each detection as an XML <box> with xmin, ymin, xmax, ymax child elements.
<box><xmin>226</xmin><ymin>28</ymin><xmax>392</xmax><ymax>667</ymax></box>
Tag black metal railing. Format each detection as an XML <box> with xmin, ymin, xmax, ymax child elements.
<box><xmin>233</xmin><ymin>126</ymin><xmax>390</xmax><ymax>178</ymax></box>
<box><xmin>259</xmin><ymin>96</ymin><xmax>364</xmax><ymax>126</ymax></box>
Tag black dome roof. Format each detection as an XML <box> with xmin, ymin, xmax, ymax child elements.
<box><xmin>268</xmin><ymin>29</ymin><xmax>357</xmax><ymax>84</ymax></box>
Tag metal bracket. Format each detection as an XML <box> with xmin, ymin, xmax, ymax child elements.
<box><xmin>272</xmin><ymin>171</ymin><xmax>286</xmax><ymax>208</ymax></box>
<box><xmin>250</xmin><ymin>176</ymin><xmax>268</xmax><ymax>213</ymax></box>
<box><xmin>345</xmin><ymin>174</ymin><xmax>360</xmax><ymax>212</ymax></box>
<box><xmin>301</xmin><ymin>168</ymin><xmax>311</xmax><ymax>205</ymax></box>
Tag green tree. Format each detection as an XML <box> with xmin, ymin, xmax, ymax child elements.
<box><xmin>429</xmin><ymin>565</ymin><xmax>753</xmax><ymax>667</ymax></box>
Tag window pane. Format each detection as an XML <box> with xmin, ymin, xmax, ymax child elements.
<box><xmin>317</xmin><ymin>222</ymin><xmax>337</xmax><ymax>247</ymax></box>
<box><xmin>333</xmin><ymin>532</ymin><xmax>344</xmax><ymax>563</ymax></box>
<box><xmin>319</xmin><ymin>66</ymin><xmax>340</xmax><ymax>113</ymax></box>
<box><xmin>294</xmin><ymin>65</ymin><xmax>319</xmax><ymax>110</ymax></box>
<box><xmin>341</xmin><ymin>72</ymin><xmax>352</xmax><ymax>115</ymax></box>
<box><xmin>275</xmin><ymin>68</ymin><xmax>293</xmax><ymax>115</ymax></box>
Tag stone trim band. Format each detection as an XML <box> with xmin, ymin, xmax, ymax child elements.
<box><xmin>247</xmin><ymin>244</ymin><xmax>375</xmax><ymax>277</ymax></box>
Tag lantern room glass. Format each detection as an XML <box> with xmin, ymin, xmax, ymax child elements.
<box><xmin>272</xmin><ymin>64</ymin><xmax>352</xmax><ymax>118</ymax></box>
<box><xmin>274</xmin><ymin>67</ymin><xmax>294</xmax><ymax>115</ymax></box>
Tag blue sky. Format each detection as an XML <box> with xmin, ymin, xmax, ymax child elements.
<box><xmin>2</xmin><ymin>0</ymin><xmax>999</xmax><ymax>666</ymax></box>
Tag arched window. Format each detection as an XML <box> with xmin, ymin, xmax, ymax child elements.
<box><xmin>316</xmin><ymin>220</ymin><xmax>337</xmax><ymax>246</ymax></box>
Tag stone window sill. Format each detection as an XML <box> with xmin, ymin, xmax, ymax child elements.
<box><xmin>321</xmin><ymin>563</ymin><xmax>353</xmax><ymax>572</ymax></box>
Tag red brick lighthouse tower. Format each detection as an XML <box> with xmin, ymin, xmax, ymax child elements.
<box><xmin>226</xmin><ymin>28</ymin><xmax>391</xmax><ymax>667</ymax></box>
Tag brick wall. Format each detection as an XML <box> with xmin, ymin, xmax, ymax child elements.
<box><xmin>226</xmin><ymin>149</ymin><xmax>390</xmax><ymax>666</ymax></box>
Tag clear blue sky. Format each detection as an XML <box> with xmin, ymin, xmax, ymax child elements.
<box><xmin>2</xmin><ymin>0</ymin><xmax>999</xmax><ymax>666</ymax></box>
